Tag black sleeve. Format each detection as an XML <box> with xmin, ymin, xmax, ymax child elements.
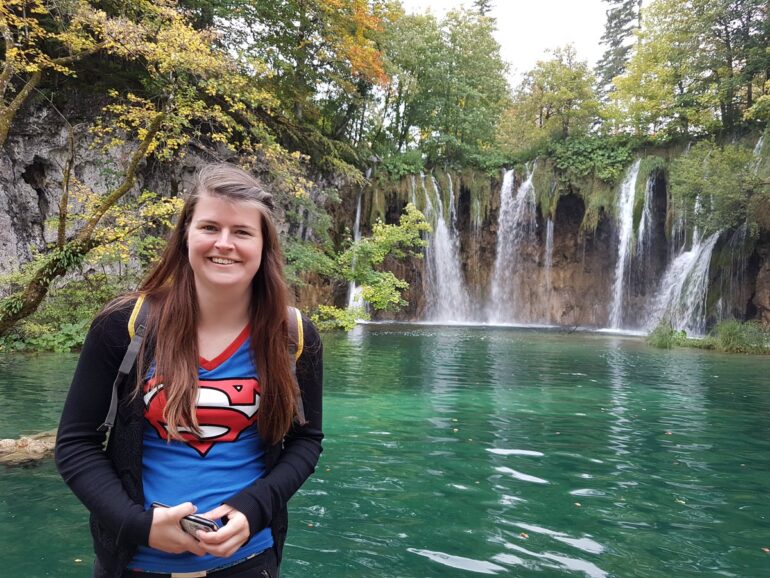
<box><xmin>225</xmin><ymin>315</ymin><xmax>324</xmax><ymax>533</ymax></box>
<box><xmin>54</xmin><ymin>303</ymin><xmax>154</xmax><ymax>546</ymax></box>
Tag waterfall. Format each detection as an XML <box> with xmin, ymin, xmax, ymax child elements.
<box><xmin>544</xmin><ymin>218</ymin><xmax>554</xmax><ymax>291</ymax></box>
<box><xmin>544</xmin><ymin>218</ymin><xmax>555</xmax><ymax>321</ymax></box>
<box><xmin>487</xmin><ymin>165</ymin><xmax>538</xmax><ymax>322</ymax></box>
<box><xmin>347</xmin><ymin>191</ymin><xmax>365</xmax><ymax>309</ymax></box>
<box><xmin>647</xmin><ymin>232</ymin><xmax>720</xmax><ymax>336</ymax></box>
<box><xmin>753</xmin><ymin>134</ymin><xmax>764</xmax><ymax>158</ymax></box>
<box><xmin>609</xmin><ymin>159</ymin><xmax>642</xmax><ymax>329</ymax></box>
<box><xmin>636</xmin><ymin>174</ymin><xmax>654</xmax><ymax>262</ymax></box>
<box><xmin>423</xmin><ymin>174</ymin><xmax>472</xmax><ymax>321</ymax></box>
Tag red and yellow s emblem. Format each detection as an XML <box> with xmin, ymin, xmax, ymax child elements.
<box><xmin>143</xmin><ymin>377</ymin><xmax>260</xmax><ymax>457</ymax></box>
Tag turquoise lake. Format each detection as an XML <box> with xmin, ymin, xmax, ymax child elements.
<box><xmin>1</xmin><ymin>325</ymin><xmax>769</xmax><ymax>577</ymax></box>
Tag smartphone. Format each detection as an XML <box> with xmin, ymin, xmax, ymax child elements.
<box><xmin>151</xmin><ymin>502</ymin><xmax>219</xmax><ymax>538</ymax></box>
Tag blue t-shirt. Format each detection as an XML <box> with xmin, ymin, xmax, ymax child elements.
<box><xmin>129</xmin><ymin>328</ymin><xmax>274</xmax><ymax>572</ymax></box>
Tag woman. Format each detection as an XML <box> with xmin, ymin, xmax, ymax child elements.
<box><xmin>55</xmin><ymin>164</ymin><xmax>323</xmax><ymax>577</ymax></box>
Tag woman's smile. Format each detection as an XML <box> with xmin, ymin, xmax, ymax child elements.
<box><xmin>209</xmin><ymin>257</ymin><xmax>240</xmax><ymax>265</ymax></box>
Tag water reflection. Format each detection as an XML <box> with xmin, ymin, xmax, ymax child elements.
<box><xmin>3</xmin><ymin>330</ymin><xmax>770</xmax><ymax>577</ymax></box>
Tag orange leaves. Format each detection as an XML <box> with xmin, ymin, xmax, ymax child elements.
<box><xmin>322</xmin><ymin>0</ymin><xmax>389</xmax><ymax>86</ymax></box>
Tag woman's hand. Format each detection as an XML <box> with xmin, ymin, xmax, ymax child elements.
<box><xmin>195</xmin><ymin>504</ymin><xmax>250</xmax><ymax>558</ymax></box>
<box><xmin>148</xmin><ymin>502</ymin><xmax>206</xmax><ymax>556</ymax></box>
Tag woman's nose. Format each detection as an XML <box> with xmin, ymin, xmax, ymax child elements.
<box><xmin>214</xmin><ymin>231</ymin><xmax>234</xmax><ymax>249</ymax></box>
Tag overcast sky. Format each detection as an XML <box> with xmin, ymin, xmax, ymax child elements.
<box><xmin>400</xmin><ymin>0</ymin><xmax>608</xmax><ymax>86</ymax></box>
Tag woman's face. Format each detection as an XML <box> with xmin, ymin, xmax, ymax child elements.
<box><xmin>187</xmin><ymin>193</ymin><xmax>264</xmax><ymax>297</ymax></box>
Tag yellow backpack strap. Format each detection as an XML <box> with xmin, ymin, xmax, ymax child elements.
<box><xmin>128</xmin><ymin>293</ymin><xmax>146</xmax><ymax>338</ymax></box>
<box><xmin>287</xmin><ymin>306</ymin><xmax>306</xmax><ymax>424</ymax></box>
<box><xmin>294</xmin><ymin>307</ymin><xmax>304</xmax><ymax>360</ymax></box>
<box><xmin>98</xmin><ymin>295</ymin><xmax>150</xmax><ymax>433</ymax></box>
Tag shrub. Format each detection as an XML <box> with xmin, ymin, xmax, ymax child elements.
<box><xmin>713</xmin><ymin>320</ymin><xmax>770</xmax><ymax>354</ymax></box>
<box><xmin>646</xmin><ymin>321</ymin><xmax>688</xmax><ymax>349</ymax></box>
<box><xmin>311</xmin><ymin>305</ymin><xmax>369</xmax><ymax>332</ymax></box>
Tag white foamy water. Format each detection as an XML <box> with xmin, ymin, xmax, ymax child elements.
<box><xmin>609</xmin><ymin>159</ymin><xmax>641</xmax><ymax>328</ymax></box>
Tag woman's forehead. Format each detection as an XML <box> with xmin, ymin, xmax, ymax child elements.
<box><xmin>191</xmin><ymin>193</ymin><xmax>264</xmax><ymax>225</ymax></box>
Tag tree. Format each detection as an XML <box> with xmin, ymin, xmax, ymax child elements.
<box><xmin>0</xmin><ymin>1</ymin><xmax>302</xmax><ymax>336</ymax></box>
<box><xmin>0</xmin><ymin>0</ymin><xmax>137</xmax><ymax>147</ymax></box>
<box><xmin>609</xmin><ymin>0</ymin><xmax>770</xmax><ymax>136</ymax></box>
<box><xmin>373</xmin><ymin>13</ymin><xmax>444</xmax><ymax>152</ymax></box>
<box><xmin>371</xmin><ymin>9</ymin><xmax>509</xmax><ymax>165</ymax></box>
<box><xmin>595</xmin><ymin>0</ymin><xmax>642</xmax><ymax>98</ymax></box>
<box><xmin>473</xmin><ymin>0</ymin><xmax>494</xmax><ymax>17</ymax></box>
<box><xmin>339</xmin><ymin>203</ymin><xmax>430</xmax><ymax>310</ymax></box>
<box><xmin>498</xmin><ymin>45</ymin><xmax>599</xmax><ymax>155</ymax></box>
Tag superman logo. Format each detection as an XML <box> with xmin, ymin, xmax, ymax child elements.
<box><xmin>143</xmin><ymin>377</ymin><xmax>260</xmax><ymax>457</ymax></box>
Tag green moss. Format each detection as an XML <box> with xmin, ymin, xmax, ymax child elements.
<box><xmin>574</xmin><ymin>177</ymin><xmax>614</xmax><ymax>233</ymax></box>
<box><xmin>632</xmin><ymin>155</ymin><xmax>666</xmax><ymax>235</ymax></box>
<box><xmin>532</xmin><ymin>158</ymin><xmax>559</xmax><ymax>219</ymax></box>
<box><xmin>369</xmin><ymin>187</ymin><xmax>387</xmax><ymax>224</ymax></box>
<box><xmin>459</xmin><ymin>168</ymin><xmax>494</xmax><ymax>227</ymax></box>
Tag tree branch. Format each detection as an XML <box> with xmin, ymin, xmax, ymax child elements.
<box><xmin>0</xmin><ymin>20</ymin><xmax>16</xmax><ymax>100</ymax></box>
<box><xmin>0</xmin><ymin>70</ymin><xmax>42</xmax><ymax>148</ymax></box>
<box><xmin>58</xmin><ymin>124</ymin><xmax>75</xmax><ymax>247</ymax></box>
<box><xmin>77</xmin><ymin>111</ymin><xmax>166</xmax><ymax>241</ymax></box>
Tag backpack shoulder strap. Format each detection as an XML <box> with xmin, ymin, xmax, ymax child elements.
<box><xmin>98</xmin><ymin>295</ymin><xmax>150</xmax><ymax>433</ymax></box>
<box><xmin>287</xmin><ymin>306</ymin><xmax>306</xmax><ymax>425</ymax></box>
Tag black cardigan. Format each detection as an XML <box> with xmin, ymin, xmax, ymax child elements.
<box><xmin>55</xmin><ymin>300</ymin><xmax>324</xmax><ymax>577</ymax></box>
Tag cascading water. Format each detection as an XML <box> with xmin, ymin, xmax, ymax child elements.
<box><xmin>347</xmin><ymin>191</ymin><xmax>365</xmax><ymax>309</ymax></box>
<box><xmin>647</xmin><ymin>232</ymin><xmax>720</xmax><ymax>336</ymax></box>
<box><xmin>422</xmin><ymin>174</ymin><xmax>472</xmax><ymax>321</ymax></box>
<box><xmin>636</xmin><ymin>174</ymin><xmax>654</xmax><ymax>264</ymax></box>
<box><xmin>544</xmin><ymin>218</ymin><xmax>554</xmax><ymax>290</ymax></box>
<box><xmin>487</xmin><ymin>165</ymin><xmax>538</xmax><ymax>323</ymax></box>
<box><xmin>608</xmin><ymin>159</ymin><xmax>642</xmax><ymax>329</ymax></box>
<box><xmin>544</xmin><ymin>218</ymin><xmax>555</xmax><ymax>321</ymax></box>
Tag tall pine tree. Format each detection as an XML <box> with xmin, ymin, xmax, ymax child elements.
<box><xmin>473</xmin><ymin>0</ymin><xmax>493</xmax><ymax>16</ymax></box>
<box><xmin>595</xmin><ymin>0</ymin><xmax>642</xmax><ymax>98</ymax></box>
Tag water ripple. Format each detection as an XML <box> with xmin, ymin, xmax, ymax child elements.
<box><xmin>487</xmin><ymin>448</ymin><xmax>544</xmax><ymax>457</ymax></box>
<box><xmin>515</xmin><ymin>523</ymin><xmax>605</xmax><ymax>555</ymax></box>
<box><xmin>500</xmin><ymin>541</ymin><xmax>608</xmax><ymax>578</ymax></box>
<box><xmin>494</xmin><ymin>466</ymin><xmax>549</xmax><ymax>484</ymax></box>
<box><xmin>407</xmin><ymin>548</ymin><xmax>508</xmax><ymax>574</ymax></box>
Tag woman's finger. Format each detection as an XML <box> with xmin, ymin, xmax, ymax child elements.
<box><xmin>197</xmin><ymin>511</ymin><xmax>249</xmax><ymax>557</ymax></box>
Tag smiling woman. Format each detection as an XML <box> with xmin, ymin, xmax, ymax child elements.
<box><xmin>54</xmin><ymin>164</ymin><xmax>324</xmax><ymax>578</ymax></box>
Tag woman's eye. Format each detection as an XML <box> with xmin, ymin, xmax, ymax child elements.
<box><xmin>236</xmin><ymin>229</ymin><xmax>252</xmax><ymax>236</ymax></box>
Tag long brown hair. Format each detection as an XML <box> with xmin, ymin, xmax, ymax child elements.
<box><xmin>132</xmin><ymin>163</ymin><xmax>296</xmax><ymax>445</ymax></box>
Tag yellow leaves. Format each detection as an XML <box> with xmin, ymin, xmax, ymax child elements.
<box><xmin>89</xmin><ymin>190</ymin><xmax>182</xmax><ymax>265</ymax></box>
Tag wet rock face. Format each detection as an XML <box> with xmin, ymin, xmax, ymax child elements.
<box><xmin>547</xmin><ymin>194</ymin><xmax>614</xmax><ymax>327</ymax></box>
<box><xmin>753</xmin><ymin>239</ymin><xmax>770</xmax><ymax>324</ymax></box>
<box><xmin>375</xmin><ymin>168</ymin><xmax>770</xmax><ymax>328</ymax></box>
